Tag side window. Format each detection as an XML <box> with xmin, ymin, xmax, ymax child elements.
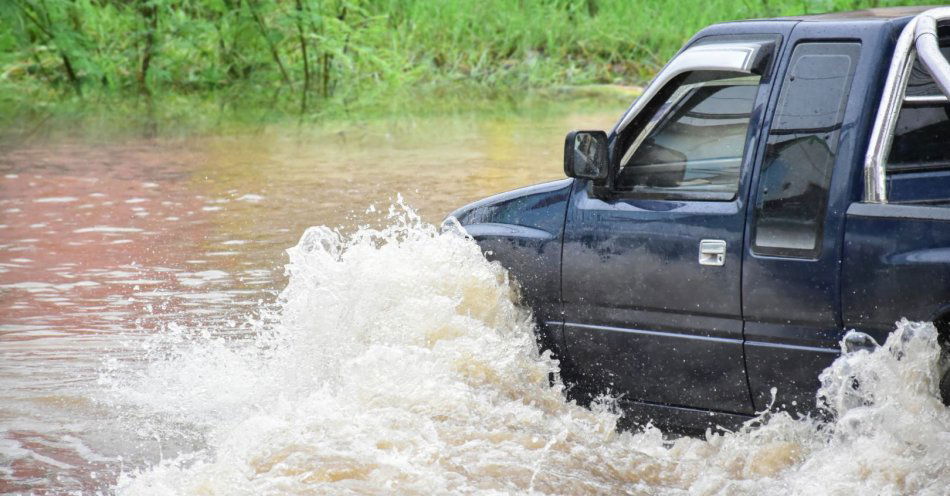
<box><xmin>886</xmin><ymin>43</ymin><xmax>950</xmax><ymax>173</ymax></box>
<box><xmin>615</xmin><ymin>71</ymin><xmax>761</xmax><ymax>200</ymax></box>
<box><xmin>752</xmin><ymin>42</ymin><xmax>860</xmax><ymax>258</ymax></box>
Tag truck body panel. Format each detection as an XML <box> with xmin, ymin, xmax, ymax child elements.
<box><xmin>449</xmin><ymin>179</ymin><xmax>573</xmax><ymax>352</ymax></box>
<box><xmin>844</xmin><ymin>204</ymin><xmax>950</xmax><ymax>338</ymax></box>
<box><xmin>741</xmin><ymin>20</ymin><xmax>898</xmax><ymax>414</ymax></box>
<box><xmin>448</xmin><ymin>7</ymin><xmax>950</xmax><ymax>430</ymax></box>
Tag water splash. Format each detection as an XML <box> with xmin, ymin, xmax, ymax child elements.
<box><xmin>105</xmin><ymin>205</ymin><xmax>950</xmax><ymax>495</ymax></box>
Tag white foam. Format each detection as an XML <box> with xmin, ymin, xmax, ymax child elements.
<box><xmin>105</xmin><ymin>206</ymin><xmax>950</xmax><ymax>495</ymax></box>
<box><xmin>34</xmin><ymin>197</ymin><xmax>78</xmax><ymax>203</ymax></box>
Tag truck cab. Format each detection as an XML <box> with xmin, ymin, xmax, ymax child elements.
<box><xmin>447</xmin><ymin>7</ymin><xmax>950</xmax><ymax>431</ymax></box>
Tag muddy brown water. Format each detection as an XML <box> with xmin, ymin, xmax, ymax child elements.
<box><xmin>4</xmin><ymin>100</ymin><xmax>949</xmax><ymax>496</ymax></box>
<box><xmin>0</xmin><ymin>102</ymin><xmax>620</xmax><ymax>493</ymax></box>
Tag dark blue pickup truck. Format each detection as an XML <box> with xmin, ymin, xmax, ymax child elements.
<box><xmin>447</xmin><ymin>7</ymin><xmax>950</xmax><ymax>431</ymax></box>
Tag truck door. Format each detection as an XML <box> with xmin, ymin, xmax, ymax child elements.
<box><xmin>742</xmin><ymin>41</ymin><xmax>862</xmax><ymax>414</ymax></box>
<box><xmin>561</xmin><ymin>40</ymin><xmax>776</xmax><ymax>415</ymax></box>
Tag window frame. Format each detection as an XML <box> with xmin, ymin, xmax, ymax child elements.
<box><xmin>750</xmin><ymin>41</ymin><xmax>862</xmax><ymax>259</ymax></box>
<box><xmin>609</xmin><ymin>70</ymin><xmax>765</xmax><ymax>202</ymax></box>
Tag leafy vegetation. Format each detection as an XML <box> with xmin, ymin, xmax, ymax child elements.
<box><xmin>0</xmin><ymin>0</ymin><xmax>925</xmax><ymax>118</ymax></box>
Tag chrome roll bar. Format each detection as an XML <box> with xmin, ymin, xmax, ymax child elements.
<box><xmin>863</xmin><ymin>7</ymin><xmax>950</xmax><ymax>203</ymax></box>
<box><xmin>916</xmin><ymin>10</ymin><xmax>950</xmax><ymax>99</ymax></box>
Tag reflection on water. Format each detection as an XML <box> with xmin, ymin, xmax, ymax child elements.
<box><xmin>0</xmin><ymin>102</ymin><xmax>619</xmax><ymax>493</ymax></box>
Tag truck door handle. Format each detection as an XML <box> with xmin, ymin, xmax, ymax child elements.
<box><xmin>699</xmin><ymin>239</ymin><xmax>727</xmax><ymax>266</ymax></box>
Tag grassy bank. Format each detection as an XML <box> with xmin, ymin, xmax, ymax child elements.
<box><xmin>0</xmin><ymin>0</ymin><xmax>924</xmax><ymax>120</ymax></box>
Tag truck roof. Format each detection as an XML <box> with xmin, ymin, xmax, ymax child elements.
<box><xmin>694</xmin><ymin>6</ymin><xmax>938</xmax><ymax>46</ymax></box>
<box><xmin>770</xmin><ymin>6</ymin><xmax>932</xmax><ymax>22</ymax></box>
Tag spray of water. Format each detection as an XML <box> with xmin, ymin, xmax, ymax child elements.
<box><xmin>103</xmin><ymin>204</ymin><xmax>950</xmax><ymax>495</ymax></box>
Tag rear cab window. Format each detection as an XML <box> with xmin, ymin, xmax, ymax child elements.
<box><xmin>886</xmin><ymin>33</ymin><xmax>950</xmax><ymax>204</ymax></box>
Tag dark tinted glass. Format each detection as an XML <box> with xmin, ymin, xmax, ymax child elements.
<box><xmin>752</xmin><ymin>43</ymin><xmax>860</xmax><ymax>258</ymax></box>
<box><xmin>887</xmin><ymin>104</ymin><xmax>950</xmax><ymax>171</ymax></box>
<box><xmin>616</xmin><ymin>72</ymin><xmax>760</xmax><ymax>200</ymax></box>
<box><xmin>903</xmin><ymin>42</ymin><xmax>950</xmax><ymax>98</ymax></box>
<box><xmin>886</xmin><ymin>42</ymin><xmax>950</xmax><ymax>172</ymax></box>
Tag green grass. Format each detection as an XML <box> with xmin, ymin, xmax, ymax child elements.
<box><xmin>0</xmin><ymin>0</ymin><xmax>928</xmax><ymax>122</ymax></box>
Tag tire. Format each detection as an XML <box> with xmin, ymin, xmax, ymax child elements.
<box><xmin>941</xmin><ymin>368</ymin><xmax>950</xmax><ymax>407</ymax></box>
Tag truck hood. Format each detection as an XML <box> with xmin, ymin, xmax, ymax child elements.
<box><xmin>444</xmin><ymin>179</ymin><xmax>575</xmax><ymax>235</ymax></box>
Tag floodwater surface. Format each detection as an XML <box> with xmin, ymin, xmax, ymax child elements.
<box><xmin>0</xmin><ymin>102</ymin><xmax>618</xmax><ymax>493</ymax></box>
<box><xmin>1</xmin><ymin>100</ymin><xmax>949</xmax><ymax>495</ymax></box>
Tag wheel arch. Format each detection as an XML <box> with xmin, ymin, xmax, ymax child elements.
<box><xmin>931</xmin><ymin>304</ymin><xmax>950</xmax><ymax>349</ymax></box>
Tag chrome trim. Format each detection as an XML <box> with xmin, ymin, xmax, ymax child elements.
<box><xmin>613</xmin><ymin>42</ymin><xmax>769</xmax><ymax>134</ymax></box>
<box><xmin>903</xmin><ymin>94</ymin><xmax>949</xmax><ymax>104</ymax></box>
<box><xmin>699</xmin><ymin>239</ymin><xmax>727</xmax><ymax>266</ymax></box>
<box><xmin>864</xmin><ymin>8</ymin><xmax>950</xmax><ymax>203</ymax></box>
<box><xmin>863</xmin><ymin>19</ymin><xmax>917</xmax><ymax>203</ymax></box>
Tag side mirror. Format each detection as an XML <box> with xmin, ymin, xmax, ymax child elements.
<box><xmin>564</xmin><ymin>130</ymin><xmax>609</xmax><ymax>181</ymax></box>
